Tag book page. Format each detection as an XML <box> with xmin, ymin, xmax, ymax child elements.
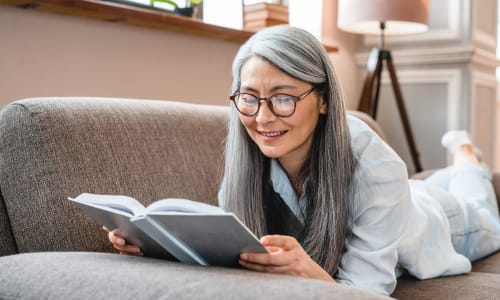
<box><xmin>70</xmin><ymin>193</ymin><xmax>146</xmax><ymax>217</ymax></box>
<box><xmin>68</xmin><ymin>194</ymin><xmax>175</xmax><ymax>260</ymax></box>
<box><xmin>146</xmin><ymin>198</ymin><xmax>224</xmax><ymax>214</ymax></box>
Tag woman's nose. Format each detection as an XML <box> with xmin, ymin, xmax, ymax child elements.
<box><xmin>255</xmin><ymin>101</ymin><xmax>277</xmax><ymax>124</ymax></box>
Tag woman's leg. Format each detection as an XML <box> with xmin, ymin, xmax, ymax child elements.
<box><xmin>445</xmin><ymin>144</ymin><xmax>500</xmax><ymax>261</ymax></box>
<box><xmin>423</xmin><ymin>168</ymin><xmax>451</xmax><ymax>191</ymax></box>
<box><xmin>449</xmin><ymin>144</ymin><xmax>497</xmax><ymax>217</ymax></box>
<box><xmin>424</xmin><ymin>131</ymin><xmax>480</xmax><ymax>191</ymax></box>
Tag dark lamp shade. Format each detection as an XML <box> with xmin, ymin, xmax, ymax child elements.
<box><xmin>337</xmin><ymin>0</ymin><xmax>430</xmax><ymax>35</ymax></box>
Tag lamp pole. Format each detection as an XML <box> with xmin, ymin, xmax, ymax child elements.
<box><xmin>379</xmin><ymin>21</ymin><xmax>385</xmax><ymax>50</ymax></box>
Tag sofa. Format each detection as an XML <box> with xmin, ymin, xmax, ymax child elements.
<box><xmin>0</xmin><ymin>97</ymin><xmax>499</xmax><ymax>299</ymax></box>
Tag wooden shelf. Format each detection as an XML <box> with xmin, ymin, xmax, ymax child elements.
<box><xmin>1</xmin><ymin>0</ymin><xmax>255</xmax><ymax>43</ymax></box>
<box><xmin>1</xmin><ymin>0</ymin><xmax>337</xmax><ymax>51</ymax></box>
<box><xmin>244</xmin><ymin>3</ymin><xmax>288</xmax><ymax>32</ymax></box>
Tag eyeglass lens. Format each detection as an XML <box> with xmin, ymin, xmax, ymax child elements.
<box><xmin>234</xmin><ymin>94</ymin><xmax>296</xmax><ymax>117</ymax></box>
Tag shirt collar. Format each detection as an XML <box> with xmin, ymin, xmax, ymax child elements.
<box><xmin>270</xmin><ymin>159</ymin><xmax>307</xmax><ymax>223</ymax></box>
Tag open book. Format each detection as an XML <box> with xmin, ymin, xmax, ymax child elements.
<box><xmin>68</xmin><ymin>193</ymin><xmax>268</xmax><ymax>267</ymax></box>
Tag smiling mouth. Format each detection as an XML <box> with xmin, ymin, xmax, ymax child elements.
<box><xmin>258</xmin><ymin>130</ymin><xmax>288</xmax><ymax>137</ymax></box>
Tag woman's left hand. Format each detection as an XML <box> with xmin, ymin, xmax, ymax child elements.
<box><xmin>239</xmin><ymin>235</ymin><xmax>335</xmax><ymax>282</ymax></box>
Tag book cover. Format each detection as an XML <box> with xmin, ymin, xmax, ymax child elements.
<box><xmin>68</xmin><ymin>193</ymin><xmax>268</xmax><ymax>267</ymax></box>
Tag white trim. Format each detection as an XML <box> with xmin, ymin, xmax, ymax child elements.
<box><xmin>471</xmin><ymin>47</ymin><xmax>500</xmax><ymax>68</ymax></box>
<box><xmin>355</xmin><ymin>47</ymin><xmax>499</xmax><ymax>68</ymax></box>
<box><xmin>378</xmin><ymin>69</ymin><xmax>462</xmax><ymax>131</ymax></box>
<box><xmin>473</xmin><ymin>30</ymin><xmax>497</xmax><ymax>51</ymax></box>
<box><xmin>376</xmin><ymin>68</ymin><xmax>462</xmax><ymax>166</ymax></box>
<box><xmin>469</xmin><ymin>71</ymin><xmax>497</xmax><ymax>164</ymax></box>
<box><xmin>355</xmin><ymin>47</ymin><xmax>474</xmax><ymax>67</ymax></box>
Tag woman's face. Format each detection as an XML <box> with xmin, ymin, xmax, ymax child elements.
<box><xmin>238</xmin><ymin>56</ymin><xmax>327</xmax><ymax>168</ymax></box>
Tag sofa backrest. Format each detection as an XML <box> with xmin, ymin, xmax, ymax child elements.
<box><xmin>0</xmin><ymin>98</ymin><xmax>228</xmax><ymax>254</ymax></box>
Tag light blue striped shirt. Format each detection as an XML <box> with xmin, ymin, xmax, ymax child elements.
<box><xmin>269</xmin><ymin>115</ymin><xmax>473</xmax><ymax>295</ymax></box>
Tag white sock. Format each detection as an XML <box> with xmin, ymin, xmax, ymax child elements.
<box><xmin>441</xmin><ymin>130</ymin><xmax>483</xmax><ymax>162</ymax></box>
<box><xmin>441</xmin><ymin>130</ymin><xmax>472</xmax><ymax>152</ymax></box>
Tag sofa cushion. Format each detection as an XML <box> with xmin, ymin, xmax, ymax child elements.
<box><xmin>392</xmin><ymin>272</ymin><xmax>500</xmax><ymax>299</ymax></box>
<box><xmin>0</xmin><ymin>252</ymin><xmax>390</xmax><ymax>300</ymax></box>
<box><xmin>0</xmin><ymin>191</ymin><xmax>17</xmax><ymax>256</ymax></box>
<box><xmin>472</xmin><ymin>251</ymin><xmax>500</xmax><ymax>274</ymax></box>
<box><xmin>0</xmin><ymin>98</ymin><xmax>228</xmax><ymax>254</ymax></box>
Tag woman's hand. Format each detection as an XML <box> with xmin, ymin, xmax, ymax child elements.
<box><xmin>102</xmin><ymin>226</ymin><xmax>143</xmax><ymax>256</ymax></box>
<box><xmin>239</xmin><ymin>235</ymin><xmax>335</xmax><ymax>282</ymax></box>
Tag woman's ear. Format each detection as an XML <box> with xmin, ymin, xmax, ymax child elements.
<box><xmin>319</xmin><ymin>92</ymin><xmax>329</xmax><ymax>115</ymax></box>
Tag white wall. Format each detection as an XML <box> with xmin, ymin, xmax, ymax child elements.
<box><xmin>352</xmin><ymin>0</ymin><xmax>499</xmax><ymax>173</ymax></box>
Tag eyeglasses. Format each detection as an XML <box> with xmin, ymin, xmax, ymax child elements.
<box><xmin>229</xmin><ymin>87</ymin><xmax>316</xmax><ymax>118</ymax></box>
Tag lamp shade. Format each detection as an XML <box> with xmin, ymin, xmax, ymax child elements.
<box><xmin>337</xmin><ymin>0</ymin><xmax>429</xmax><ymax>35</ymax></box>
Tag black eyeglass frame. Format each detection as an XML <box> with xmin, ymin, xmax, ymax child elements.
<box><xmin>229</xmin><ymin>87</ymin><xmax>317</xmax><ymax>118</ymax></box>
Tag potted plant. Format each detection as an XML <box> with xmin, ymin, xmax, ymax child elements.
<box><xmin>150</xmin><ymin>0</ymin><xmax>203</xmax><ymax>19</ymax></box>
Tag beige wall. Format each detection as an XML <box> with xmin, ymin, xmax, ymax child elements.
<box><xmin>497</xmin><ymin>100</ymin><xmax>500</xmax><ymax>171</ymax></box>
<box><xmin>0</xmin><ymin>2</ymin><xmax>361</xmax><ymax>110</ymax></box>
<box><xmin>0</xmin><ymin>5</ymin><xmax>240</xmax><ymax>108</ymax></box>
<box><xmin>322</xmin><ymin>0</ymin><xmax>362</xmax><ymax>110</ymax></box>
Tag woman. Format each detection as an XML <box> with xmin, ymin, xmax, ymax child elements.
<box><xmin>106</xmin><ymin>26</ymin><xmax>500</xmax><ymax>295</ymax></box>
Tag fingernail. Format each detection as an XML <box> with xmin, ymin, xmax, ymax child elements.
<box><xmin>117</xmin><ymin>238</ymin><xmax>125</xmax><ymax>246</ymax></box>
<box><xmin>240</xmin><ymin>253</ymin><xmax>247</xmax><ymax>260</ymax></box>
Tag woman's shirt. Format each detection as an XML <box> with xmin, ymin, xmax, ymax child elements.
<box><xmin>269</xmin><ymin>115</ymin><xmax>471</xmax><ymax>295</ymax></box>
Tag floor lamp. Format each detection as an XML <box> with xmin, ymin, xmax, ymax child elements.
<box><xmin>337</xmin><ymin>0</ymin><xmax>430</xmax><ymax>173</ymax></box>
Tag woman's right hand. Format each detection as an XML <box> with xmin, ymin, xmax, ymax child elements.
<box><xmin>103</xmin><ymin>226</ymin><xmax>143</xmax><ymax>256</ymax></box>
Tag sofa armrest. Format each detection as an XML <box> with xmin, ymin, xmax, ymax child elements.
<box><xmin>348</xmin><ymin>110</ymin><xmax>387</xmax><ymax>141</ymax></box>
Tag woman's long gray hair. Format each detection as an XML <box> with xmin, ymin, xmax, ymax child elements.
<box><xmin>220</xmin><ymin>25</ymin><xmax>357</xmax><ymax>276</ymax></box>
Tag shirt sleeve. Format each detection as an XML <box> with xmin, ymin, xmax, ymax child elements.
<box><xmin>335</xmin><ymin>116</ymin><xmax>411</xmax><ymax>295</ymax></box>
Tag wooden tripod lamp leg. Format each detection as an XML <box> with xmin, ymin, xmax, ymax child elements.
<box><xmin>385</xmin><ymin>53</ymin><xmax>423</xmax><ymax>172</ymax></box>
<box><xmin>357</xmin><ymin>48</ymin><xmax>423</xmax><ymax>173</ymax></box>
<box><xmin>358</xmin><ymin>48</ymin><xmax>383</xmax><ymax>118</ymax></box>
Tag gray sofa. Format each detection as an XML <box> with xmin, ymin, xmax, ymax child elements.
<box><xmin>0</xmin><ymin>97</ymin><xmax>499</xmax><ymax>299</ymax></box>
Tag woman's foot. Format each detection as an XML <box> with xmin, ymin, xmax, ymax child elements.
<box><xmin>453</xmin><ymin>144</ymin><xmax>480</xmax><ymax>166</ymax></box>
<box><xmin>441</xmin><ymin>130</ymin><xmax>471</xmax><ymax>153</ymax></box>
<box><xmin>441</xmin><ymin>130</ymin><xmax>483</xmax><ymax>165</ymax></box>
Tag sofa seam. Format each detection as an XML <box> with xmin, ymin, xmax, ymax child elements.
<box><xmin>0</xmin><ymin>102</ymin><xmax>43</xmax><ymax>254</ymax></box>
<box><xmin>9</xmin><ymin>102</ymin><xmax>39</xmax><ymax>118</ymax></box>
<box><xmin>0</xmin><ymin>186</ymin><xmax>19</xmax><ymax>254</ymax></box>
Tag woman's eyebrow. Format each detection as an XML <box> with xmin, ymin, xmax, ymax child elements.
<box><xmin>240</xmin><ymin>85</ymin><xmax>298</xmax><ymax>93</ymax></box>
<box><xmin>239</xmin><ymin>85</ymin><xmax>259</xmax><ymax>93</ymax></box>
<box><xmin>270</xmin><ymin>85</ymin><xmax>298</xmax><ymax>93</ymax></box>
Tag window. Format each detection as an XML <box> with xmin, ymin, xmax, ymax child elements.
<box><xmin>117</xmin><ymin>0</ymin><xmax>289</xmax><ymax>30</ymax></box>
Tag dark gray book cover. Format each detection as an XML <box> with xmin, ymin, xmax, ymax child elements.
<box><xmin>69</xmin><ymin>193</ymin><xmax>268</xmax><ymax>267</ymax></box>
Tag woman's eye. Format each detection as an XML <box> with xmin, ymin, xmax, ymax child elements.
<box><xmin>240</xmin><ymin>96</ymin><xmax>258</xmax><ymax>105</ymax></box>
<box><xmin>273</xmin><ymin>95</ymin><xmax>294</xmax><ymax>104</ymax></box>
